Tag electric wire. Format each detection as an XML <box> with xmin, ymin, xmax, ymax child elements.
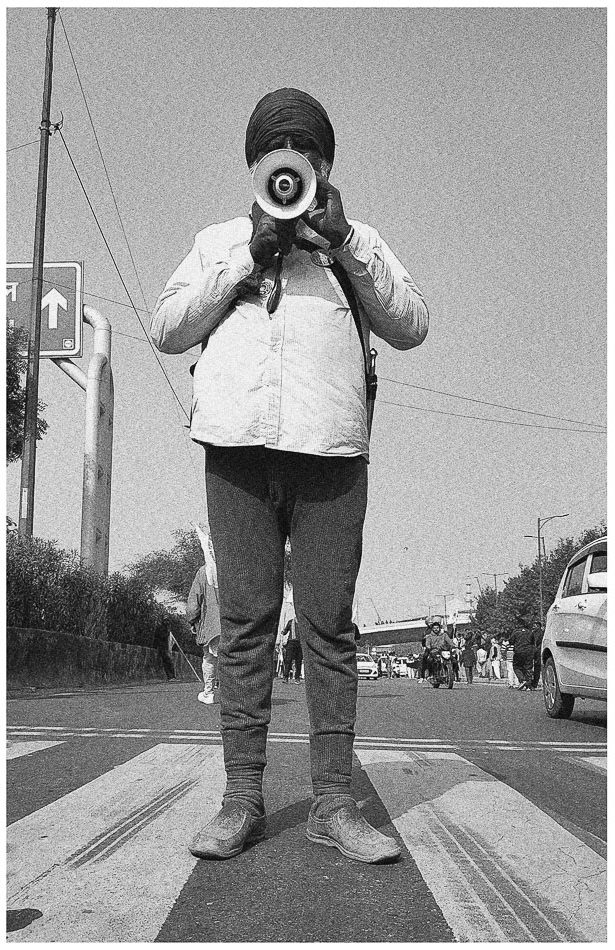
<box><xmin>57</xmin><ymin>127</ymin><xmax>189</xmax><ymax>423</ymax></box>
<box><xmin>380</xmin><ymin>375</ymin><xmax>606</xmax><ymax>431</ymax></box>
<box><xmin>11</xmin><ymin>262</ymin><xmax>607</xmax><ymax>436</ymax></box>
<box><xmin>58</xmin><ymin>11</ymin><xmax>150</xmax><ymax>313</ymax></box>
<box><xmin>7</xmin><ymin>139</ymin><xmax>39</xmax><ymax>153</ymax></box>
<box><xmin>379</xmin><ymin>398</ymin><xmax>606</xmax><ymax>434</ymax></box>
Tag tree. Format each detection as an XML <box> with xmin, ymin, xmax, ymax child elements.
<box><xmin>127</xmin><ymin>528</ymin><xmax>294</xmax><ymax>601</ymax></box>
<box><xmin>473</xmin><ymin>520</ymin><xmax>606</xmax><ymax>639</ymax></box>
<box><xmin>6</xmin><ymin>325</ymin><xmax>48</xmax><ymax>464</ymax></box>
<box><xmin>125</xmin><ymin>527</ymin><xmax>205</xmax><ymax>599</ymax></box>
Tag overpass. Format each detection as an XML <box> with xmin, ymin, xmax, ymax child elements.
<box><xmin>358</xmin><ymin>611</ymin><xmax>473</xmax><ymax>652</ymax></box>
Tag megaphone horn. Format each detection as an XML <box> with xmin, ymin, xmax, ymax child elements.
<box><xmin>251</xmin><ymin>149</ymin><xmax>317</xmax><ymax>221</ymax></box>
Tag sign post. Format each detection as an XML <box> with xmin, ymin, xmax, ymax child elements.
<box><xmin>17</xmin><ymin>6</ymin><xmax>57</xmax><ymax>538</ymax></box>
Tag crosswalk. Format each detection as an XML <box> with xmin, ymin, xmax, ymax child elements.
<box><xmin>6</xmin><ymin>731</ymin><xmax>607</xmax><ymax>942</ymax></box>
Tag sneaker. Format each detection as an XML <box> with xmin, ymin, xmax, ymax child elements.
<box><xmin>197</xmin><ymin>691</ymin><xmax>215</xmax><ymax>704</ymax></box>
<box><xmin>189</xmin><ymin>802</ymin><xmax>267</xmax><ymax>860</ymax></box>
<box><xmin>306</xmin><ymin>797</ymin><xmax>401</xmax><ymax>864</ymax></box>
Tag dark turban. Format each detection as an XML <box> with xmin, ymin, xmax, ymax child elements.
<box><xmin>245</xmin><ymin>88</ymin><xmax>335</xmax><ymax>168</ymax></box>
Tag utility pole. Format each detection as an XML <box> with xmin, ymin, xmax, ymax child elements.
<box><xmin>524</xmin><ymin>535</ymin><xmax>546</xmax><ymax>560</ymax></box>
<box><xmin>536</xmin><ymin>513</ymin><xmax>569</xmax><ymax>631</ymax></box>
<box><xmin>18</xmin><ymin>7</ymin><xmax>57</xmax><ymax>537</ymax></box>
<box><xmin>482</xmin><ymin>572</ymin><xmax>509</xmax><ymax>600</ymax></box>
<box><xmin>438</xmin><ymin>592</ymin><xmax>454</xmax><ymax>628</ymax></box>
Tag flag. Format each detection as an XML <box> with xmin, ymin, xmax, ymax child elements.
<box><xmin>192</xmin><ymin>522</ymin><xmax>218</xmax><ymax>589</ymax></box>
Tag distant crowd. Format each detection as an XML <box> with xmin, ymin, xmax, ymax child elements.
<box><xmin>372</xmin><ymin>623</ymin><xmax>542</xmax><ymax>691</ymax></box>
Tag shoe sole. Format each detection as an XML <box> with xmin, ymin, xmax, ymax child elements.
<box><xmin>305</xmin><ymin>829</ymin><xmax>401</xmax><ymax>864</ymax></box>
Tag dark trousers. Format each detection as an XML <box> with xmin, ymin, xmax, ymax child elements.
<box><xmin>513</xmin><ymin>652</ymin><xmax>534</xmax><ymax>687</ymax></box>
<box><xmin>463</xmin><ymin>664</ymin><xmax>473</xmax><ymax>684</ymax></box>
<box><xmin>206</xmin><ymin>445</ymin><xmax>367</xmax><ymax>799</ymax></box>
<box><xmin>283</xmin><ymin>639</ymin><xmax>303</xmax><ymax>680</ymax></box>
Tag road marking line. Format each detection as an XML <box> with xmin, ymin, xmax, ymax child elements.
<box><xmin>6</xmin><ymin>743</ymin><xmax>226</xmax><ymax>942</ymax></box>
<box><xmin>356</xmin><ymin>748</ymin><xmax>606</xmax><ymax>942</ymax></box>
<box><xmin>6</xmin><ymin>741</ymin><xmax>64</xmax><ymax>760</ymax></box>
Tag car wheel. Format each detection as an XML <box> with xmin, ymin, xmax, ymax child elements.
<box><xmin>542</xmin><ymin>656</ymin><xmax>575</xmax><ymax>719</ymax></box>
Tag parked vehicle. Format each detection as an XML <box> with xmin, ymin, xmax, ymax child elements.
<box><xmin>428</xmin><ymin>650</ymin><xmax>455</xmax><ymax>689</ymax></box>
<box><xmin>541</xmin><ymin>536</ymin><xmax>607</xmax><ymax>718</ymax></box>
<box><xmin>357</xmin><ymin>653</ymin><xmax>378</xmax><ymax>680</ymax></box>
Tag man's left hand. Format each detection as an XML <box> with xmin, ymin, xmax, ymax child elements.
<box><xmin>301</xmin><ymin>174</ymin><xmax>351</xmax><ymax>249</ymax></box>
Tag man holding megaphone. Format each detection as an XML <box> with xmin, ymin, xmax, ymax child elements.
<box><xmin>151</xmin><ymin>87</ymin><xmax>428</xmax><ymax>865</ymax></box>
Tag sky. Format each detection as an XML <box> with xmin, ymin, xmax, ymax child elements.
<box><xmin>5</xmin><ymin>3</ymin><xmax>607</xmax><ymax>625</ymax></box>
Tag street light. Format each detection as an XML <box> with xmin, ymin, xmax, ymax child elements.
<box><xmin>524</xmin><ymin>535</ymin><xmax>546</xmax><ymax>560</ymax></box>
<box><xmin>482</xmin><ymin>572</ymin><xmax>509</xmax><ymax>600</ymax></box>
<box><xmin>437</xmin><ymin>592</ymin><xmax>454</xmax><ymax>628</ymax></box>
<box><xmin>536</xmin><ymin>513</ymin><xmax>569</xmax><ymax>630</ymax></box>
<box><xmin>418</xmin><ymin>600</ymin><xmax>436</xmax><ymax>620</ymax></box>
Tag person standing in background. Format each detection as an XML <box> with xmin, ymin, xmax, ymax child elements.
<box><xmin>509</xmin><ymin>625</ymin><xmax>535</xmax><ymax>690</ymax></box>
<box><xmin>186</xmin><ymin>540</ymin><xmax>221</xmax><ymax>705</ymax></box>
<box><xmin>461</xmin><ymin>639</ymin><xmax>476</xmax><ymax>684</ymax></box>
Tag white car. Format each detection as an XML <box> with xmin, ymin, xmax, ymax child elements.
<box><xmin>541</xmin><ymin>536</ymin><xmax>607</xmax><ymax>718</ymax></box>
<box><xmin>357</xmin><ymin>653</ymin><xmax>378</xmax><ymax>680</ymax></box>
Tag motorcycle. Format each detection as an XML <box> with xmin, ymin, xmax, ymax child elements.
<box><xmin>428</xmin><ymin>649</ymin><xmax>455</xmax><ymax>689</ymax></box>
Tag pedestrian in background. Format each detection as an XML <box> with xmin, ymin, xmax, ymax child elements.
<box><xmin>489</xmin><ymin>638</ymin><xmax>501</xmax><ymax>680</ymax></box>
<box><xmin>461</xmin><ymin>640</ymin><xmax>476</xmax><ymax>684</ymax></box>
<box><xmin>531</xmin><ymin>621</ymin><xmax>544</xmax><ymax>689</ymax></box>
<box><xmin>476</xmin><ymin>645</ymin><xmax>487</xmax><ymax>677</ymax></box>
<box><xmin>154</xmin><ymin>616</ymin><xmax>177</xmax><ymax>681</ymax></box>
<box><xmin>509</xmin><ymin>625</ymin><xmax>535</xmax><ymax>690</ymax></box>
<box><xmin>500</xmin><ymin>637</ymin><xmax>517</xmax><ymax>688</ymax></box>
<box><xmin>282</xmin><ymin>611</ymin><xmax>303</xmax><ymax>683</ymax></box>
<box><xmin>186</xmin><ymin>560</ymin><xmax>221</xmax><ymax>705</ymax></box>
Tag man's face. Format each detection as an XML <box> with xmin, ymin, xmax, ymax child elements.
<box><xmin>255</xmin><ymin>133</ymin><xmax>329</xmax><ymax>178</ymax></box>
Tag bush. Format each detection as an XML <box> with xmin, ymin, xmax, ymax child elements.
<box><xmin>6</xmin><ymin>533</ymin><xmax>197</xmax><ymax>653</ymax></box>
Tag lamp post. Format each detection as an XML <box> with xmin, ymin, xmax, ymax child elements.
<box><xmin>482</xmin><ymin>572</ymin><xmax>509</xmax><ymax>600</ymax></box>
<box><xmin>536</xmin><ymin>514</ymin><xmax>569</xmax><ymax>630</ymax></box>
<box><xmin>438</xmin><ymin>593</ymin><xmax>454</xmax><ymax>629</ymax></box>
<box><xmin>418</xmin><ymin>601</ymin><xmax>436</xmax><ymax>621</ymax></box>
<box><xmin>524</xmin><ymin>535</ymin><xmax>546</xmax><ymax>560</ymax></box>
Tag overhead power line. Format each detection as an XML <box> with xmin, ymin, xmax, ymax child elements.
<box><xmin>379</xmin><ymin>398</ymin><xmax>606</xmax><ymax>434</ymax></box>
<box><xmin>57</xmin><ymin>127</ymin><xmax>189</xmax><ymax>423</ymax></box>
<box><xmin>381</xmin><ymin>376</ymin><xmax>606</xmax><ymax>431</ymax></box>
<box><xmin>7</xmin><ymin>139</ymin><xmax>40</xmax><ymax>153</ymax></box>
<box><xmin>58</xmin><ymin>11</ymin><xmax>150</xmax><ymax>313</ymax></box>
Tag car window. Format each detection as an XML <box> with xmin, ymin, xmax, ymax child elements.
<box><xmin>356</xmin><ymin>654</ymin><xmax>369</xmax><ymax>662</ymax></box>
<box><xmin>562</xmin><ymin>558</ymin><xmax>587</xmax><ymax>598</ymax></box>
<box><xmin>591</xmin><ymin>552</ymin><xmax>607</xmax><ymax>573</ymax></box>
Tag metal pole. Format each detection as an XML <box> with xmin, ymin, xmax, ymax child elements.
<box><xmin>18</xmin><ymin>7</ymin><xmax>57</xmax><ymax>537</ymax></box>
<box><xmin>537</xmin><ymin>517</ymin><xmax>544</xmax><ymax>630</ymax></box>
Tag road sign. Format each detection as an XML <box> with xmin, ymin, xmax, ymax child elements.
<box><xmin>6</xmin><ymin>262</ymin><xmax>83</xmax><ymax>358</ymax></box>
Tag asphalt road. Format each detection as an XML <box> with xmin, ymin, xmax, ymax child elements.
<box><xmin>6</xmin><ymin>675</ymin><xmax>607</xmax><ymax>942</ymax></box>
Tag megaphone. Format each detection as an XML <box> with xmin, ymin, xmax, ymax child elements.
<box><xmin>251</xmin><ymin>149</ymin><xmax>317</xmax><ymax>220</ymax></box>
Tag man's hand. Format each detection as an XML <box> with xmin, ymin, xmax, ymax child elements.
<box><xmin>301</xmin><ymin>174</ymin><xmax>351</xmax><ymax>248</ymax></box>
<box><xmin>249</xmin><ymin>202</ymin><xmax>297</xmax><ymax>267</ymax></box>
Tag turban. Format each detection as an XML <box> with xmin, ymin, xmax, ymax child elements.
<box><xmin>245</xmin><ymin>88</ymin><xmax>335</xmax><ymax>168</ymax></box>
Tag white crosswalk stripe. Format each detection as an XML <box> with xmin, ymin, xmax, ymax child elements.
<box><xmin>356</xmin><ymin>747</ymin><xmax>606</xmax><ymax>943</ymax></box>
<box><xmin>5</xmin><ymin>725</ymin><xmax>607</xmax><ymax>756</ymax></box>
<box><xmin>7</xmin><ymin>744</ymin><xmax>226</xmax><ymax>942</ymax></box>
<box><xmin>7</xmin><ymin>740</ymin><xmax>65</xmax><ymax>760</ymax></box>
<box><xmin>6</xmin><ymin>737</ymin><xmax>606</xmax><ymax>942</ymax></box>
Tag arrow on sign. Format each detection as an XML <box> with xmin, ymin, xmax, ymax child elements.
<box><xmin>41</xmin><ymin>288</ymin><xmax>67</xmax><ymax>329</ymax></box>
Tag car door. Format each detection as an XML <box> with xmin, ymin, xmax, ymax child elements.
<box><xmin>553</xmin><ymin>551</ymin><xmax>607</xmax><ymax>690</ymax></box>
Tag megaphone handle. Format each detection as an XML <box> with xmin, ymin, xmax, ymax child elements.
<box><xmin>267</xmin><ymin>252</ymin><xmax>285</xmax><ymax>315</ymax></box>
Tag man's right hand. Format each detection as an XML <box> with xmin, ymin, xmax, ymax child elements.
<box><xmin>249</xmin><ymin>202</ymin><xmax>297</xmax><ymax>267</ymax></box>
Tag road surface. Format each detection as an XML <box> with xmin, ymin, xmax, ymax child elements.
<box><xmin>6</xmin><ymin>675</ymin><xmax>607</xmax><ymax>942</ymax></box>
